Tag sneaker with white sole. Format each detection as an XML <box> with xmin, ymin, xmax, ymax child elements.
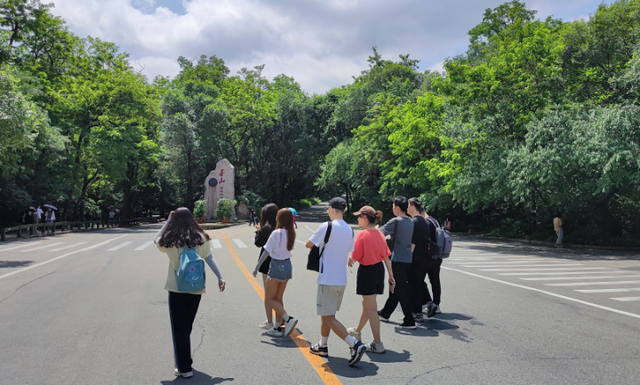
<box><xmin>413</xmin><ymin>313</ymin><xmax>425</xmax><ymax>322</ymax></box>
<box><xmin>427</xmin><ymin>303</ymin><xmax>438</xmax><ymax>318</ymax></box>
<box><xmin>399</xmin><ymin>321</ymin><xmax>416</xmax><ymax>330</ymax></box>
<box><xmin>266</xmin><ymin>326</ymin><xmax>284</xmax><ymax>337</ymax></box>
<box><xmin>174</xmin><ymin>369</ymin><xmax>194</xmax><ymax>378</ymax></box>
<box><xmin>309</xmin><ymin>343</ymin><xmax>329</xmax><ymax>357</ymax></box>
<box><xmin>377</xmin><ymin>310</ymin><xmax>389</xmax><ymax>322</ymax></box>
<box><xmin>435</xmin><ymin>304</ymin><xmax>442</xmax><ymax>314</ymax></box>
<box><xmin>366</xmin><ymin>341</ymin><xmax>385</xmax><ymax>354</ymax></box>
<box><xmin>422</xmin><ymin>301</ymin><xmax>433</xmax><ymax>312</ymax></box>
<box><xmin>259</xmin><ymin>320</ymin><xmax>274</xmax><ymax>330</ymax></box>
<box><xmin>348</xmin><ymin>341</ymin><xmax>366</xmax><ymax>366</ymax></box>
<box><xmin>283</xmin><ymin>316</ymin><xmax>298</xmax><ymax>337</ymax></box>
<box><xmin>347</xmin><ymin>327</ymin><xmax>362</xmax><ymax>342</ymax></box>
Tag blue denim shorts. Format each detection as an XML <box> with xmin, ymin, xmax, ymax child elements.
<box><xmin>268</xmin><ymin>258</ymin><xmax>292</xmax><ymax>282</ymax></box>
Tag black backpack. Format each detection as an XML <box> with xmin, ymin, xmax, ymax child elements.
<box><xmin>307</xmin><ymin>222</ymin><xmax>332</xmax><ymax>272</ymax></box>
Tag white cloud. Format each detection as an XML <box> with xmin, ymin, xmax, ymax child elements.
<box><xmin>48</xmin><ymin>0</ymin><xmax>610</xmax><ymax>94</ymax></box>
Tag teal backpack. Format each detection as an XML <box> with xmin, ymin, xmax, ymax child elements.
<box><xmin>176</xmin><ymin>247</ymin><xmax>206</xmax><ymax>292</ymax></box>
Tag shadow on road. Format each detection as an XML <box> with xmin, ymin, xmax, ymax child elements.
<box><xmin>160</xmin><ymin>370</ymin><xmax>234</xmax><ymax>384</ymax></box>
<box><xmin>365</xmin><ymin>348</ymin><xmax>412</xmax><ymax>364</ymax></box>
<box><xmin>0</xmin><ymin>260</ymin><xmax>33</xmax><ymax>269</ymax></box>
<box><xmin>324</xmin><ymin>355</ymin><xmax>379</xmax><ymax>378</ymax></box>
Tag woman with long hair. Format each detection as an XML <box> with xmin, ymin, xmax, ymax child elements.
<box><xmin>155</xmin><ymin>208</ymin><xmax>226</xmax><ymax>378</ymax></box>
<box><xmin>347</xmin><ymin>206</ymin><xmax>395</xmax><ymax>353</ymax></box>
<box><xmin>253</xmin><ymin>203</ymin><xmax>281</xmax><ymax>329</ymax></box>
<box><xmin>253</xmin><ymin>208</ymin><xmax>298</xmax><ymax>337</ymax></box>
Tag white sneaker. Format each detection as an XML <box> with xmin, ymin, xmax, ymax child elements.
<box><xmin>366</xmin><ymin>341</ymin><xmax>385</xmax><ymax>354</ymax></box>
<box><xmin>266</xmin><ymin>326</ymin><xmax>284</xmax><ymax>337</ymax></box>
<box><xmin>174</xmin><ymin>369</ymin><xmax>193</xmax><ymax>378</ymax></box>
<box><xmin>259</xmin><ymin>320</ymin><xmax>273</xmax><ymax>330</ymax></box>
<box><xmin>435</xmin><ymin>304</ymin><xmax>442</xmax><ymax>314</ymax></box>
<box><xmin>284</xmin><ymin>317</ymin><xmax>298</xmax><ymax>337</ymax></box>
<box><xmin>347</xmin><ymin>327</ymin><xmax>361</xmax><ymax>342</ymax></box>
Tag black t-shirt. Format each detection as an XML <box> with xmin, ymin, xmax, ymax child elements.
<box><xmin>411</xmin><ymin>216</ymin><xmax>437</xmax><ymax>259</ymax></box>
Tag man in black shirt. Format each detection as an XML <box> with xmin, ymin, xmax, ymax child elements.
<box><xmin>408</xmin><ymin>198</ymin><xmax>442</xmax><ymax>319</ymax></box>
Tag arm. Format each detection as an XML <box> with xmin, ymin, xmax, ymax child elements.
<box><xmin>252</xmin><ymin>249</ymin><xmax>270</xmax><ymax>277</ymax></box>
<box><xmin>383</xmin><ymin>256</ymin><xmax>395</xmax><ymax>290</ymax></box>
<box><xmin>411</xmin><ymin>244</ymin><xmax>416</xmax><ymax>253</ymax></box>
<box><xmin>154</xmin><ymin>213</ymin><xmax>173</xmax><ymax>241</ymax></box>
<box><xmin>254</xmin><ymin>224</ymin><xmax>271</xmax><ymax>247</ymax></box>
<box><xmin>305</xmin><ymin>240</ymin><xmax>315</xmax><ymax>249</ymax></box>
<box><xmin>378</xmin><ymin>218</ymin><xmax>395</xmax><ymax>236</ymax></box>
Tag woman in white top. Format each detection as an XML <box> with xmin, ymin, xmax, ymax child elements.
<box><xmin>155</xmin><ymin>208</ymin><xmax>226</xmax><ymax>378</ymax></box>
<box><xmin>253</xmin><ymin>208</ymin><xmax>298</xmax><ymax>337</ymax></box>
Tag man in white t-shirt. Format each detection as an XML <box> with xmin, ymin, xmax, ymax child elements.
<box><xmin>305</xmin><ymin>197</ymin><xmax>365</xmax><ymax>366</ymax></box>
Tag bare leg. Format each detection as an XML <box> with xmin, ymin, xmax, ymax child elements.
<box><xmin>355</xmin><ymin>296</ymin><xmax>369</xmax><ymax>333</ymax></box>
<box><xmin>321</xmin><ymin>315</ymin><xmax>348</xmax><ymax>340</ymax></box>
<box><xmin>262</xmin><ymin>274</ymin><xmax>273</xmax><ymax>323</ymax></box>
<box><xmin>266</xmin><ymin>279</ymin><xmax>289</xmax><ymax>322</ymax></box>
<box><xmin>363</xmin><ymin>295</ymin><xmax>382</xmax><ymax>343</ymax></box>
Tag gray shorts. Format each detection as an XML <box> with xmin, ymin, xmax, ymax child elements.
<box><xmin>268</xmin><ymin>258</ymin><xmax>292</xmax><ymax>282</ymax></box>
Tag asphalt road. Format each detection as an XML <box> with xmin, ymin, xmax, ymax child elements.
<box><xmin>1</xmin><ymin>222</ymin><xmax>639</xmax><ymax>385</ymax></box>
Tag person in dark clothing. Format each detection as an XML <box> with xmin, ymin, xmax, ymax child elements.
<box><xmin>253</xmin><ymin>203</ymin><xmax>280</xmax><ymax>330</ymax></box>
<box><xmin>408</xmin><ymin>197</ymin><xmax>443</xmax><ymax>319</ymax></box>
<box><xmin>377</xmin><ymin>196</ymin><xmax>416</xmax><ymax>329</ymax></box>
<box><xmin>249</xmin><ymin>207</ymin><xmax>257</xmax><ymax>226</ymax></box>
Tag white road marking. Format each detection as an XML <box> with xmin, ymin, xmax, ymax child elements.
<box><xmin>443</xmin><ymin>266</ymin><xmax>640</xmax><ymax>320</ymax></box>
<box><xmin>575</xmin><ymin>287</ymin><xmax>640</xmax><ymax>294</ymax></box>
<box><xmin>547</xmin><ymin>281</ymin><xmax>640</xmax><ymax>287</ymax></box>
<box><xmin>521</xmin><ymin>275</ymin><xmax>640</xmax><ymax>281</ymax></box>
<box><xmin>0</xmin><ymin>234</ymin><xmax>130</xmax><ymax>281</ymax></box>
<box><xmin>83</xmin><ymin>235</ymin><xmax>128</xmax><ymax>251</ymax></box>
<box><xmin>461</xmin><ymin>264</ymin><xmax>582</xmax><ymax>268</ymax></box>
<box><xmin>50</xmin><ymin>242</ymin><xmax>87</xmax><ymax>251</ymax></box>
<box><xmin>20</xmin><ymin>242</ymin><xmax>65</xmax><ymax>252</ymax></box>
<box><xmin>232</xmin><ymin>239</ymin><xmax>247</xmax><ymax>248</ymax></box>
<box><xmin>611</xmin><ymin>297</ymin><xmax>640</xmax><ymax>302</ymax></box>
<box><xmin>305</xmin><ymin>225</ymin><xmax>316</xmax><ymax>233</ymax></box>
<box><xmin>134</xmin><ymin>241</ymin><xmax>154</xmax><ymax>251</ymax></box>
<box><xmin>106</xmin><ymin>241</ymin><xmax>134</xmax><ymax>251</ymax></box>
<box><xmin>0</xmin><ymin>242</ymin><xmax>43</xmax><ymax>253</ymax></box>
<box><xmin>211</xmin><ymin>240</ymin><xmax>222</xmax><ymax>249</ymax></box>
<box><xmin>295</xmin><ymin>240</ymin><xmax>307</xmax><ymax>245</ymax></box>
<box><xmin>499</xmin><ymin>271</ymin><xmax>623</xmax><ymax>276</ymax></box>
<box><xmin>482</xmin><ymin>267</ymin><xmax>606</xmax><ymax>272</ymax></box>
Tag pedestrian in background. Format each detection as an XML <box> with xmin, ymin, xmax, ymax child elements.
<box><xmin>155</xmin><ymin>208</ymin><xmax>226</xmax><ymax>378</ymax></box>
<box><xmin>289</xmin><ymin>207</ymin><xmax>298</xmax><ymax>229</ymax></box>
<box><xmin>347</xmin><ymin>205</ymin><xmax>395</xmax><ymax>354</ymax></box>
<box><xmin>408</xmin><ymin>198</ymin><xmax>442</xmax><ymax>319</ymax></box>
<box><xmin>377</xmin><ymin>196</ymin><xmax>415</xmax><ymax>329</ymax></box>
<box><xmin>253</xmin><ymin>208</ymin><xmax>298</xmax><ymax>338</ymax></box>
<box><xmin>554</xmin><ymin>214</ymin><xmax>563</xmax><ymax>247</ymax></box>
<box><xmin>253</xmin><ymin>203</ymin><xmax>281</xmax><ymax>330</ymax></box>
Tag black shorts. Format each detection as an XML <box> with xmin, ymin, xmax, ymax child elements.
<box><xmin>356</xmin><ymin>262</ymin><xmax>385</xmax><ymax>295</ymax></box>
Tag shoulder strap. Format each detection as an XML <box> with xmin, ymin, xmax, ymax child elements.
<box><xmin>323</xmin><ymin>221</ymin><xmax>332</xmax><ymax>243</ymax></box>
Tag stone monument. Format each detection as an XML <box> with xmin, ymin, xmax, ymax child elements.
<box><xmin>204</xmin><ymin>159</ymin><xmax>235</xmax><ymax>220</ymax></box>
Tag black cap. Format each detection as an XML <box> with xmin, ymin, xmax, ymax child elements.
<box><xmin>329</xmin><ymin>197</ymin><xmax>347</xmax><ymax>211</ymax></box>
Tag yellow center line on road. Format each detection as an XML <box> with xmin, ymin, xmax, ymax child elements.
<box><xmin>222</xmin><ymin>232</ymin><xmax>342</xmax><ymax>385</ymax></box>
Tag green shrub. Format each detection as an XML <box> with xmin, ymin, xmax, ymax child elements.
<box><xmin>215</xmin><ymin>198</ymin><xmax>236</xmax><ymax>220</ymax></box>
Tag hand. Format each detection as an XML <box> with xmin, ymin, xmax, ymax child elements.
<box><xmin>256</xmin><ymin>223</ymin><xmax>261</xmax><ymax>231</ymax></box>
<box><xmin>388</xmin><ymin>277</ymin><xmax>396</xmax><ymax>291</ymax></box>
<box><xmin>169</xmin><ymin>211</ymin><xmax>175</xmax><ymax>217</ymax></box>
<box><xmin>348</xmin><ymin>257</ymin><xmax>356</xmax><ymax>268</ymax></box>
<box><xmin>219</xmin><ymin>281</ymin><xmax>226</xmax><ymax>292</ymax></box>
<box><xmin>252</xmin><ymin>270</ymin><xmax>257</xmax><ymax>278</ymax></box>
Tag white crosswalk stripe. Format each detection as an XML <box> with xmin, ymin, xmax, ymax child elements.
<box><xmin>50</xmin><ymin>242</ymin><xmax>87</xmax><ymax>251</ymax></box>
<box><xmin>482</xmin><ymin>267</ymin><xmax>606</xmax><ymax>272</ymax></box>
<box><xmin>106</xmin><ymin>241</ymin><xmax>134</xmax><ymax>251</ymax></box>
<box><xmin>460</xmin><ymin>264</ymin><xmax>583</xmax><ymax>268</ymax></box>
<box><xmin>521</xmin><ymin>275</ymin><xmax>640</xmax><ymax>281</ymax></box>
<box><xmin>134</xmin><ymin>241</ymin><xmax>154</xmax><ymax>251</ymax></box>
<box><xmin>232</xmin><ymin>239</ymin><xmax>247</xmax><ymax>248</ymax></box>
<box><xmin>295</xmin><ymin>240</ymin><xmax>306</xmax><ymax>245</ymax></box>
<box><xmin>20</xmin><ymin>242</ymin><xmax>65</xmax><ymax>252</ymax></box>
<box><xmin>0</xmin><ymin>242</ymin><xmax>42</xmax><ymax>252</ymax></box>
<box><xmin>611</xmin><ymin>297</ymin><xmax>640</xmax><ymax>302</ymax></box>
<box><xmin>575</xmin><ymin>287</ymin><xmax>640</xmax><ymax>294</ymax></box>
<box><xmin>547</xmin><ymin>281</ymin><xmax>640</xmax><ymax>287</ymax></box>
<box><xmin>499</xmin><ymin>271</ymin><xmax>621</xmax><ymax>276</ymax></box>
<box><xmin>211</xmin><ymin>239</ymin><xmax>222</xmax><ymax>249</ymax></box>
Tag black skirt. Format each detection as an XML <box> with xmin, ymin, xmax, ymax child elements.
<box><xmin>257</xmin><ymin>248</ymin><xmax>272</xmax><ymax>275</ymax></box>
<box><xmin>356</xmin><ymin>261</ymin><xmax>385</xmax><ymax>295</ymax></box>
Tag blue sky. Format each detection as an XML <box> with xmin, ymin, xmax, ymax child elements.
<box><xmin>49</xmin><ymin>0</ymin><xmax>614</xmax><ymax>94</ymax></box>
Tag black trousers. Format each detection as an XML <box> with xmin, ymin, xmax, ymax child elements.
<box><xmin>410</xmin><ymin>257</ymin><xmax>442</xmax><ymax>312</ymax></box>
<box><xmin>168</xmin><ymin>291</ymin><xmax>202</xmax><ymax>373</ymax></box>
<box><xmin>380</xmin><ymin>261</ymin><xmax>414</xmax><ymax>326</ymax></box>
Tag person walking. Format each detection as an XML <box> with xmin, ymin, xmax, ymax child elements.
<box><xmin>249</xmin><ymin>207</ymin><xmax>257</xmax><ymax>227</ymax></box>
<box><xmin>45</xmin><ymin>208</ymin><xmax>56</xmax><ymax>233</ymax></box>
<box><xmin>408</xmin><ymin>198</ymin><xmax>442</xmax><ymax>319</ymax></box>
<box><xmin>289</xmin><ymin>207</ymin><xmax>298</xmax><ymax>229</ymax></box>
<box><xmin>347</xmin><ymin>205</ymin><xmax>395</xmax><ymax>354</ymax></box>
<box><xmin>253</xmin><ymin>209</ymin><xmax>298</xmax><ymax>337</ymax></box>
<box><xmin>306</xmin><ymin>197</ymin><xmax>366</xmax><ymax>366</ymax></box>
<box><xmin>253</xmin><ymin>203</ymin><xmax>282</xmax><ymax>330</ymax></box>
<box><xmin>155</xmin><ymin>208</ymin><xmax>226</xmax><ymax>378</ymax></box>
<box><xmin>554</xmin><ymin>214</ymin><xmax>563</xmax><ymax>247</ymax></box>
<box><xmin>377</xmin><ymin>196</ymin><xmax>415</xmax><ymax>329</ymax></box>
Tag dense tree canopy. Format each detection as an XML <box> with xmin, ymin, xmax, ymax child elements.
<box><xmin>1</xmin><ymin>0</ymin><xmax>639</xmax><ymax>246</ymax></box>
